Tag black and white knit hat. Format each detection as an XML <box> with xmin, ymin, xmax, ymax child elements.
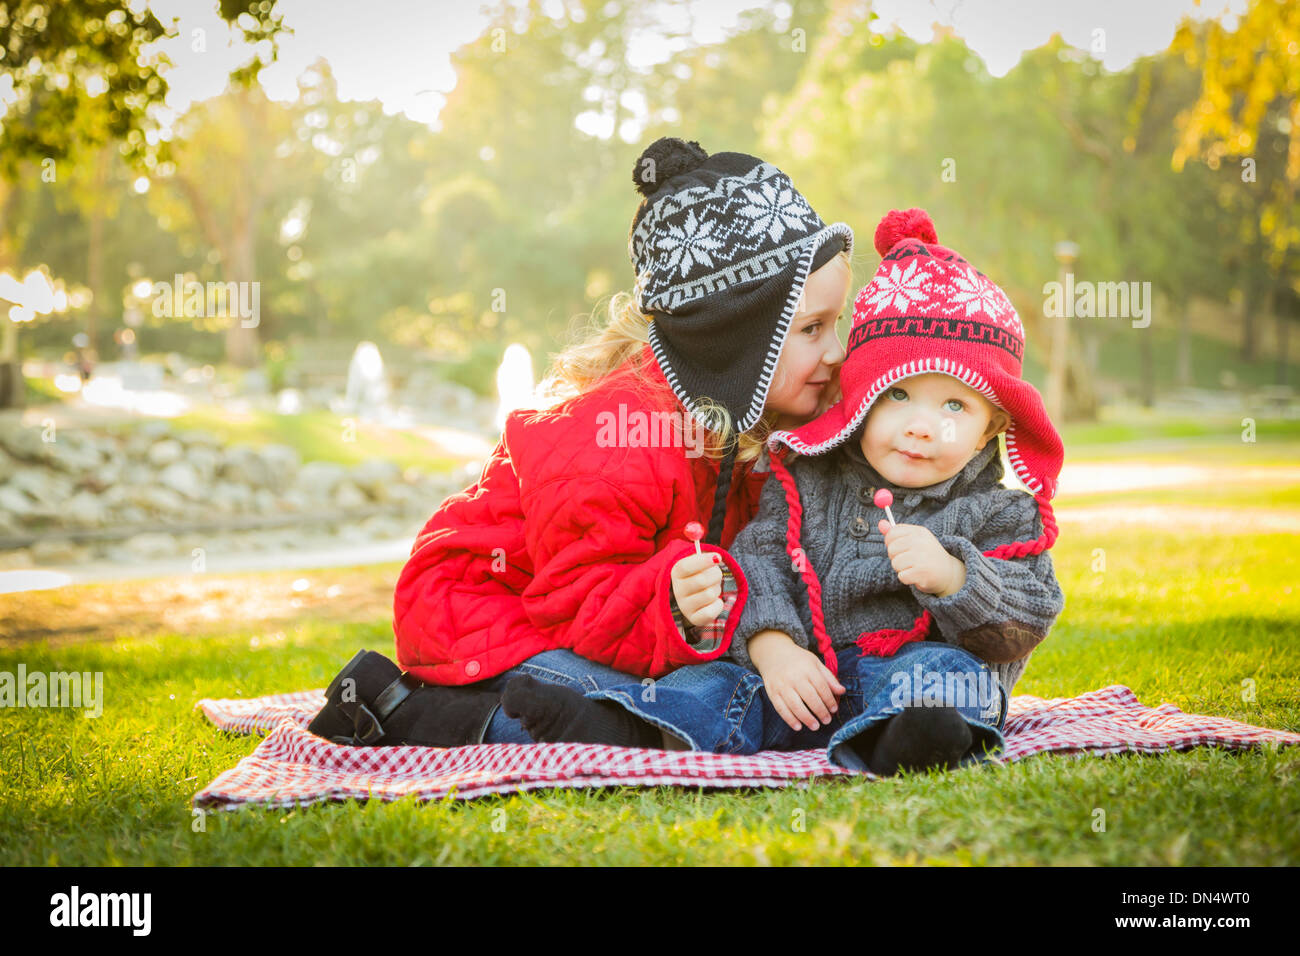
<box><xmin>629</xmin><ymin>138</ymin><xmax>853</xmax><ymax>438</ymax></box>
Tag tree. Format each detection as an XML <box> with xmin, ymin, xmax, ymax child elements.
<box><xmin>1172</xmin><ymin>0</ymin><xmax>1300</xmax><ymax>364</ymax></box>
<box><xmin>0</xmin><ymin>0</ymin><xmax>288</xmax><ymax>403</ymax></box>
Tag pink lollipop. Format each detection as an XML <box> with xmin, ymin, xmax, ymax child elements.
<box><xmin>684</xmin><ymin>520</ymin><xmax>705</xmax><ymax>554</ymax></box>
<box><xmin>873</xmin><ymin>488</ymin><xmax>896</xmax><ymax>528</ymax></box>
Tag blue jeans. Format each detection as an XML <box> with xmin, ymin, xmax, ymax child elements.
<box><xmin>479</xmin><ymin>649</ymin><xmax>766</xmax><ymax>753</ymax></box>
<box><xmin>480</xmin><ymin>642</ymin><xmax>1006</xmax><ymax>771</ymax></box>
<box><xmin>756</xmin><ymin>642</ymin><xmax>1007</xmax><ymax>772</ymax></box>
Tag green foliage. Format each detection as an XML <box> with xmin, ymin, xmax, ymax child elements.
<box><xmin>2</xmin><ymin>0</ymin><xmax>1294</xmax><ymax>392</ymax></box>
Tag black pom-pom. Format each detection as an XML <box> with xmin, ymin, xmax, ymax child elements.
<box><xmin>633</xmin><ymin>137</ymin><xmax>709</xmax><ymax>198</ymax></box>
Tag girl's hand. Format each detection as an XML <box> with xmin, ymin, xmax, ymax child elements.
<box><xmin>670</xmin><ymin>551</ymin><xmax>724</xmax><ymax>627</ymax></box>
<box><xmin>748</xmin><ymin>630</ymin><xmax>845</xmax><ymax>731</ymax></box>
<box><xmin>879</xmin><ymin>521</ymin><xmax>966</xmax><ymax>597</ymax></box>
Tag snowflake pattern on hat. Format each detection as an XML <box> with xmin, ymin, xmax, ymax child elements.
<box><xmin>630</xmin><ymin>161</ymin><xmax>829</xmax><ymax>313</ymax></box>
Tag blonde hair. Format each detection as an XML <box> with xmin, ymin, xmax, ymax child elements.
<box><xmin>536</xmin><ymin>249</ymin><xmax>852</xmax><ymax>464</ymax></box>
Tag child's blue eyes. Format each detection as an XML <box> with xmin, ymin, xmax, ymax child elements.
<box><xmin>887</xmin><ymin>387</ymin><xmax>964</xmax><ymax>412</ymax></box>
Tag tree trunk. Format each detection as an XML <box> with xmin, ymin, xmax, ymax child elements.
<box><xmin>1275</xmin><ymin>291</ymin><xmax>1289</xmax><ymax>387</ymax></box>
<box><xmin>1240</xmin><ymin>272</ymin><xmax>1260</xmax><ymax>362</ymax></box>
<box><xmin>223</xmin><ymin>228</ymin><xmax>261</xmax><ymax>368</ymax></box>
<box><xmin>0</xmin><ymin>182</ymin><xmax>22</xmax><ymax>408</ymax></box>
<box><xmin>85</xmin><ymin>148</ymin><xmax>110</xmax><ymax>362</ymax></box>
<box><xmin>1139</xmin><ymin>324</ymin><xmax>1154</xmax><ymax>407</ymax></box>
<box><xmin>1176</xmin><ymin>299</ymin><xmax>1192</xmax><ymax>387</ymax></box>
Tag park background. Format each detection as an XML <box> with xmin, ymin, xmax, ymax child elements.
<box><xmin>0</xmin><ymin>0</ymin><xmax>1297</xmax><ymax>866</ymax></box>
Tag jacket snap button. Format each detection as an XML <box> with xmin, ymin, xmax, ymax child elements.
<box><xmin>850</xmin><ymin>515</ymin><xmax>869</xmax><ymax>538</ymax></box>
<box><xmin>858</xmin><ymin>486</ymin><xmax>875</xmax><ymax>503</ymax></box>
<box><xmin>464</xmin><ymin>660</ymin><xmax>481</xmax><ymax>678</ymax></box>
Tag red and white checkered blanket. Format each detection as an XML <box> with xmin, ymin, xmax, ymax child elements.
<box><xmin>192</xmin><ymin>685</ymin><xmax>1300</xmax><ymax>810</ymax></box>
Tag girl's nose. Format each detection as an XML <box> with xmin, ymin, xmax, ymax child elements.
<box><xmin>823</xmin><ymin>335</ymin><xmax>846</xmax><ymax>367</ymax></box>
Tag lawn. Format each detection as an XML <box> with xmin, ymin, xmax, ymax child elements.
<box><xmin>2</xmin><ymin>433</ymin><xmax>1298</xmax><ymax>866</ymax></box>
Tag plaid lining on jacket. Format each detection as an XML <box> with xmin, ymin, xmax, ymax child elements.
<box><xmin>669</xmin><ymin>568</ymin><xmax>740</xmax><ymax>652</ymax></box>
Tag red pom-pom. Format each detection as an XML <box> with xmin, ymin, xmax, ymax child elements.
<box><xmin>873</xmin><ymin>208</ymin><xmax>938</xmax><ymax>257</ymax></box>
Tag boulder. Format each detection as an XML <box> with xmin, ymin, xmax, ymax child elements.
<box><xmin>220</xmin><ymin>445</ymin><xmax>273</xmax><ymax>488</ymax></box>
<box><xmin>295</xmin><ymin>461</ymin><xmax>348</xmax><ymax>502</ymax></box>
<box><xmin>64</xmin><ymin>490</ymin><xmax>109</xmax><ymax>528</ymax></box>
<box><xmin>121</xmin><ymin>532</ymin><xmax>179</xmax><ymax>560</ymax></box>
<box><xmin>158</xmin><ymin>461</ymin><xmax>204</xmax><ymax>499</ymax></box>
<box><xmin>334</xmin><ymin>480</ymin><xmax>368</xmax><ymax>510</ymax></box>
<box><xmin>147</xmin><ymin>439</ymin><xmax>185</xmax><ymax>468</ymax></box>
<box><xmin>30</xmin><ymin>539</ymin><xmax>93</xmax><ymax>565</ymax></box>
<box><xmin>350</xmin><ymin>459</ymin><xmax>402</xmax><ymax>500</ymax></box>
<box><xmin>259</xmin><ymin>443</ymin><xmax>301</xmax><ymax>490</ymax></box>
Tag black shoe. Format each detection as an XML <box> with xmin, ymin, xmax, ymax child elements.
<box><xmin>855</xmin><ymin>705</ymin><xmax>974</xmax><ymax>777</ymax></box>
<box><xmin>307</xmin><ymin>650</ymin><xmax>502</xmax><ymax>747</ymax></box>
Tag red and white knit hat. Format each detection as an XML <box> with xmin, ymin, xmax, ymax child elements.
<box><xmin>762</xmin><ymin>209</ymin><xmax>1063</xmax><ymax>671</ymax></box>
<box><xmin>771</xmin><ymin>207</ymin><xmax>1062</xmax><ymax>498</ymax></box>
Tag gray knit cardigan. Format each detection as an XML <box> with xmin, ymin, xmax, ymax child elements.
<box><xmin>726</xmin><ymin>438</ymin><xmax>1065</xmax><ymax>696</ymax></box>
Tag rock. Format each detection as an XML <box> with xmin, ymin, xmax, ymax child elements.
<box><xmin>147</xmin><ymin>439</ymin><xmax>185</xmax><ymax>468</ymax></box>
<box><xmin>64</xmin><ymin>491</ymin><xmax>109</xmax><ymax>528</ymax></box>
<box><xmin>44</xmin><ymin>433</ymin><xmax>102</xmax><ymax>473</ymax></box>
<box><xmin>295</xmin><ymin>461</ymin><xmax>348</xmax><ymax>502</ymax></box>
<box><xmin>122</xmin><ymin>532</ymin><xmax>179</xmax><ymax>560</ymax></box>
<box><xmin>0</xmin><ymin>421</ymin><xmax>47</xmax><ymax>462</ymax></box>
<box><xmin>158</xmin><ymin>461</ymin><xmax>204</xmax><ymax>499</ymax></box>
<box><xmin>121</xmin><ymin>462</ymin><xmax>154</xmax><ymax>486</ymax></box>
<box><xmin>0</xmin><ymin>483</ymin><xmax>39</xmax><ymax>517</ymax></box>
<box><xmin>281</xmin><ymin>489</ymin><xmax>311</xmax><ymax>512</ymax></box>
<box><xmin>7</xmin><ymin>468</ymin><xmax>72</xmax><ymax>509</ymax></box>
<box><xmin>0</xmin><ymin>447</ymin><xmax>15</xmax><ymax>483</ymax></box>
<box><xmin>184</xmin><ymin>445</ymin><xmax>221</xmax><ymax>483</ymax></box>
<box><xmin>350</xmin><ymin>459</ymin><xmax>401</xmax><ymax>500</ymax></box>
<box><xmin>30</xmin><ymin>539</ymin><xmax>93</xmax><ymax>565</ymax></box>
<box><xmin>259</xmin><ymin>444</ymin><xmax>301</xmax><ymax>490</ymax></box>
<box><xmin>210</xmin><ymin>481</ymin><xmax>255</xmax><ymax>514</ymax></box>
<box><xmin>176</xmin><ymin>429</ymin><xmax>224</xmax><ymax>450</ymax></box>
<box><xmin>253</xmin><ymin>488</ymin><xmax>280</xmax><ymax>515</ymax></box>
<box><xmin>137</xmin><ymin>420</ymin><xmax>173</xmax><ymax>441</ymax></box>
<box><xmin>334</xmin><ymin>480</ymin><xmax>368</xmax><ymax>509</ymax></box>
<box><xmin>220</xmin><ymin>445</ymin><xmax>273</xmax><ymax>488</ymax></box>
<box><xmin>77</xmin><ymin>462</ymin><xmax>123</xmax><ymax>494</ymax></box>
<box><xmin>125</xmin><ymin>484</ymin><xmax>189</xmax><ymax>517</ymax></box>
<box><xmin>0</xmin><ymin>548</ymin><xmax>34</xmax><ymax>570</ymax></box>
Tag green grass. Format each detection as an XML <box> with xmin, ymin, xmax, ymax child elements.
<box><xmin>2</xmin><ymin>440</ymin><xmax>1298</xmax><ymax>865</ymax></box>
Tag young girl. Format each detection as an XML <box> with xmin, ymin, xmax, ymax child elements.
<box><xmin>503</xmin><ymin>208</ymin><xmax>1066</xmax><ymax>777</ymax></box>
<box><xmin>307</xmin><ymin>136</ymin><xmax>855</xmax><ymax>751</ymax></box>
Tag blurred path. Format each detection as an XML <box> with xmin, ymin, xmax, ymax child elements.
<box><xmin>1057</xmin><ymin>461</ymin><xmax>1300</xmax><ymax>496</ymax></box>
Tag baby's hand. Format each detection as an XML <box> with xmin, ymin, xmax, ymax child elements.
<box><xmin>878</xmin><ymin>521</ymin><xmax>965</xmax><ymax>597</ymax></box>
<box><xmin>670</xmin><ymin>550</ymin><xmax>725</xmax><ymax>627</ymax></box>
<box><xmin>749</xmin><ymin>631</ymin><xmax>845</xmax><ymax>732</ymax></box>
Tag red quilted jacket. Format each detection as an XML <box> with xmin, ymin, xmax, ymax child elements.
<box><xmin>392</xmin><ymin>344</ymin><xmax>768</xmax><ymax>685</ymax></box>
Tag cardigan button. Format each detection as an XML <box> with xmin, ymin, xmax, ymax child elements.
<box><xmin>849</xmin><ymin>515</ymin><xmax>870</xmax><ymax>538</ymax></box>
<box><xmin>857</xmin><ymin>486</ymin><xmax>875</xmax><ymax>503</ymax></box>
<box><xmin>464</xmin><ymin>660</ymin><xmax>481</xmax><ymax>678</ymax></box>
